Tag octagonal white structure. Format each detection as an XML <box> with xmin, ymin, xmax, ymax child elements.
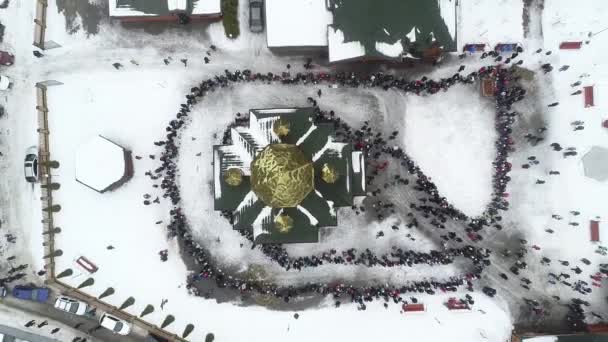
<box><xmin>75</xmin><ymin>135</ymin><xmax>133</xmax><ymax>193</ymax></box>
<box><xmin>582</xmin><ymin>146</ymin><xmax>608</xmax><ymax>182</ymax></box>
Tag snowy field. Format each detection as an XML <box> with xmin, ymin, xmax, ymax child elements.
<box><xmin>403</xmin><ymin>84</ymin><xmax>497</xmax><ymax>217</ymax></box>
<box><xmin>1</xmin><ymin>0</ymin><xmax>608</xmax><ymax>341</ymax></box>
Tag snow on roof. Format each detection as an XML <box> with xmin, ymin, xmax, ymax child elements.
<box><xmin>75</xmin><ymin>135</ymin><xmax>127</xmax><ymax>192</ymax></box>
<box><xmin>522</xmin><ymin>337</ymin><xmax>558</xmax><ymax>342</ymax></box>
<box><xmin>265</xmin><ymin>0</ymin><xmax>333</xmax><ymax>47</ymax></box>
<box><xmin>375</xmin><ymin>39</ymin><xmax>403</xmax><ymax>58</ymax></box>
<box><xmin>457</xmin><ymin>0</ymin><xmax>523</xmax><ymax>51</ymax></box>
<box><xmin>108</xmin><ymin>0</ymin><xmax>157</xmax><ymax>17</ymax></box>
<box><xmin>438</xmin><ymin>0</ymin><xmax>456</xmax><ymax>41</ymax></box>
<box><xmin>254</xmin><ymin>108</ymin><xmax>298</xmax><ymax>114</ymax></box>
<box><xmin>582</xmin><ymin>146</ymin><xmax>608</xmax><ymax>182</ymax></box>
<box><xmin>168</xmin><ymin>0</ymin><xmax>187</xmax><ymax>11</ymax></box>
<box><xmin>312</xmin><ymin>136</ymin><xmax>346</xmax><ymax>161</ymax></box>
<box><xmin>297</xmin><ymin>205</ymin><xmax>320</xmax><ymax>226</ymax></box>
<box><xmin>108</xmin><ymin>0</ymin><xmax>220</xmax><ymax>17</ymax></box>
<box><xmin>328</xmin><ymin>27</ymin><xmax>366</xmax><ymax>62</ymax></box>
<box><xmin>406</xmin><ymin>26</ymin><xmax>418</xmax><ymax>43</ymax></box>
<box><xmin>192</xmin><ymin>0</ymin><xmax>221</xmax><ymax>15</ymax></box>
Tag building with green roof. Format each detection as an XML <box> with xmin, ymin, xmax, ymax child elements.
<box><xmin>265</xmin><ymin>0</ymin><xmax>456</xmax><ymax>62</ymax></box>
<box><xmin>213</xmin><ymin>108</ymin><xmax>366</xmax><ymax>244</ymax></box>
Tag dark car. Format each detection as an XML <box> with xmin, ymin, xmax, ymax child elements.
<box><xmin>249</xmin><ymin>0</ymin><xmax>264</xmax><ymax>33</ymax></box>
<box><xmin>482</xmin><ymin>286</ymin><xmax>496</xmax><ymax>297</ymax></box>
<box><xmin>0</xmin><ymin>51</ymin><xmax>14</xmax><ymax>66</ymax></box>
<box><xmin>12</xmin><ymin>286</ymin><xmax>50</xmax><ymax>302</ymax></box>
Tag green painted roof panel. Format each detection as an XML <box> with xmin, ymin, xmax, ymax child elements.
<box><xmin>329</xmin><ymin>0</ymin><xmax>456</xmax><ymax>59</ymax></box>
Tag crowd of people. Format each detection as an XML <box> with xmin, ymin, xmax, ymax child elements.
<box><xmin>248</xmin><ymin>227</ymin><xmax>490</xmax><ymax>271</ymax></box>
<box><xmin>146</xmin><ymin>60</ymin><xmax>534</xmax><ymax>307</ymax></box>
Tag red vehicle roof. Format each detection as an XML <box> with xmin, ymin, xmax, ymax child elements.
<box><xmin>584</xmin><ymin>86</ymin><xmax>594</xmax><ymax>107</ymax></box>
<box><xmin>0</xmin><ymin>51</ymin><xmax>14</xmax><ymax>66</ymax></box>
<box><xmin>560</xmin><ymin>41</ymin><xmax>582</xmax><ymax>49</ymax></box>
<box><xmin>590</xmin><ymin>220</ymin><xmax>600</xmax><ymax>242</ymax></box>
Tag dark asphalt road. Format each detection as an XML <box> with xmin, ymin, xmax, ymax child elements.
<box><xmin>0</xmin><ymin>294</ymin><xmax>144</xmax><ymax>342</ymax></box>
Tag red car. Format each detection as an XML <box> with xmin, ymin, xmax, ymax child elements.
<box><xmin>0</xmin><ymin>51</ymin><xmax>14</xmax><ymax>66</ymax></box>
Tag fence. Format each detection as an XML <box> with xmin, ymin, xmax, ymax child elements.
<box><xmin>34</xmin><ymin>83</ymin><xmax>186</xmax><ymax>342</ymax></box>
<box><xmin>36</xmin><ymin>82</ymin><xmax>56</xmax><ymax>280</ymax></box>
<box><xmin>33</xmin><ymin>0</ymin><xmax>61</xmax><ymax>50</ymax></box>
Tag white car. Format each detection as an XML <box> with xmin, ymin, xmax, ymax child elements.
<box><xmin>54</xmin><ymin>296</ymin><xmax>88</xmax><ymax>316</ymax></box>
<box><xmin>100</xmin><ymin>313</ymin><xmax>131</xmax><ymax>335</ymax></box>
<box><xmin>0</xmin><ymin>75</ymin><xmax>10</xmax><ymax>91</ymax></box>
<box><xmin>24</xmin><ymin>146</ymin><xmax>39</xmax><ymax>183</ymax></box>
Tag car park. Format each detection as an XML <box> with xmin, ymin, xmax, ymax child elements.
<box><xmin>24</xmin><ymin>146</ymin><xmax>39</xmax><ymax>183</ymax></box>
<box><xmin>12</xmin><ymin>285</ymin><xmax>50</xmax><ymax>302</ymax></box>
<box><xmin>54</xmin><ymin>296</ymin><xmax>89</xmax><ymax>316</ymax></box>
<box><xmin>249</xmin><ymin>0</ymin><xmax>264</xmax><ymax>33</ymax></box>
<box><xmin>100</xmin><ymin>313</ymin><xmax>131</xmax><ymax>335</ymax></box>
<box><xmin>0</xmin><ymin>51</ymin><xmax>15</xmax><ymax>66</ymax></box>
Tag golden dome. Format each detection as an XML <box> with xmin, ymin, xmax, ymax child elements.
<box><xmin>224</xmin><ymin>168</ymin><xmax>243</xmax><ymax>186</ymax></box>
<box><xmin>250</xmin><ymin>144</ymin><xmax>314</xmax><ymax>208</ymax></box>
<box><xmin>272</xmin><ymin>119</ymin><xmax>290</xmax><ymax>138</ymax></box>
<box><xmin>320</xmin><ymin>163</ymin><xmax>339</xmax><ymax>183</ymax></box>
<box><xmin>274</xmin><ymin>213</ymin><xmax>294</xmax><ymax>233</ymax></box>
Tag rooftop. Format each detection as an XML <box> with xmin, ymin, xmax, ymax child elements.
<box><xmin>265</xmin><ymin>0</ymin><xmax>333</xmax><ymax>47</ymax></box>
<box><xmin>109</xmin><ymin>0</ymin><xmax>221</xmax><ymax>17</ymax></box>
<box><xmin>265</xmin><ymin>0</ymin><xmax>457</xmax><ymax>61</ymax></box>
<box><xmin>328</xmin><ymin>0</ymin><xmax>456</xmax><ymax>61</ymax></box>
<box><xmin>75</xmin><ymin>135</ymin><xmax>132</xmax><ymax>193</ymax></box>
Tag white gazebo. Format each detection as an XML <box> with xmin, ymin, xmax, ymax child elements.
<box><xmin>582</xmin><ymin>146</ymin><xmax>608</xmax><ymax>182</ymax></box>
<box><xmin>75</xmin><ymin>135</ymin><xmax>133</xmax><ymax>193</ymax></box>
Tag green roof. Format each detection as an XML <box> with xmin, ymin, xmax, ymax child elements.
<box><xmin>328</xmin><ymin>0</ymin><xmax>456</xmax><ymax>59</ymax></box>
<box><xmin>213</xmin><ymin>108</ymin><xmax>367</xmax><ymax>244</ymax></box>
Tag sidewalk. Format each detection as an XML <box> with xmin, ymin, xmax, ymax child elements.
<box><xmin>0</xmin><ymin>324</ymin><xmax>61</xmax><ymax>342</ymax></box>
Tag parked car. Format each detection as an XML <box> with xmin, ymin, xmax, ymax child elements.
<box><xmin>0</xmin><ymin>51</ymin><xmax>15</xmax><ymax>66</ymax></box>
<box><xmin>24</xmin><ymin>146</ymin><xmax>38</xmax><ymax>183</ymax></box>
<box><xmin>54</xmin><ymin>296</ymin><xmax>88</xmax><ymax>316</ymax></box>
<box><xmin>100</xmin><ymin>313</ymin><xmax>131</xmax><ymax>335</ymax></box>
<box><xmin>482</xmin><ymin>286</ymin><xmax>497</xmax><ymax>298</ymax></box>
<box><xmin>12</xmin><ymin>286</ymin><xmax>50</xmax><ymax>302</ymax></box>
<box><xmin>0</xmin><ymin>75</ymin><xmax>10</xmax><ymax>91</ymax></box>
<box><xmin>249</xmin><ymin>0</ymin><xmax>264</xmax><ymax>33</ymax></box>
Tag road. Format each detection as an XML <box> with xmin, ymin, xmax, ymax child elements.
<box><xmin>0</xmin><ymin>294</ymin><xmax>145</xmax><ymax>342</ymax></box>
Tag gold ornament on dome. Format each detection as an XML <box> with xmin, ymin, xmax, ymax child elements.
<box><xmin>250</xmin><ymin>144</ymin><xmax>314</xmax><ymax>208</ymax></box>
<box><xmin>272</xmin><ymin>119</ymin><xmax>291</xmax><ymax>138</ymax></box>
<box><xmin>321</xmin><ymin>163</ymin><xmax>339</xmax><ymax>184</ymax></box>
<box><xmin>224</xmin><ymin>168</ymin><xmax>243</xmax><ymax>186</ymax></box>
<box><xmin>274</xmin><ymin>214</ymin><xmax>294</xmax><ymax>233</ymax></box>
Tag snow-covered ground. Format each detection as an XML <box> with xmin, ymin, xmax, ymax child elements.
<box><xmin>492</xmin><ymin>0</ymin><xmax>608</xmax><ymax>320</ymax></box>
<box><xmin>2</xmin><ymin>0</ymin><xmax>608</xmax><ymax>341</ymax></box>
